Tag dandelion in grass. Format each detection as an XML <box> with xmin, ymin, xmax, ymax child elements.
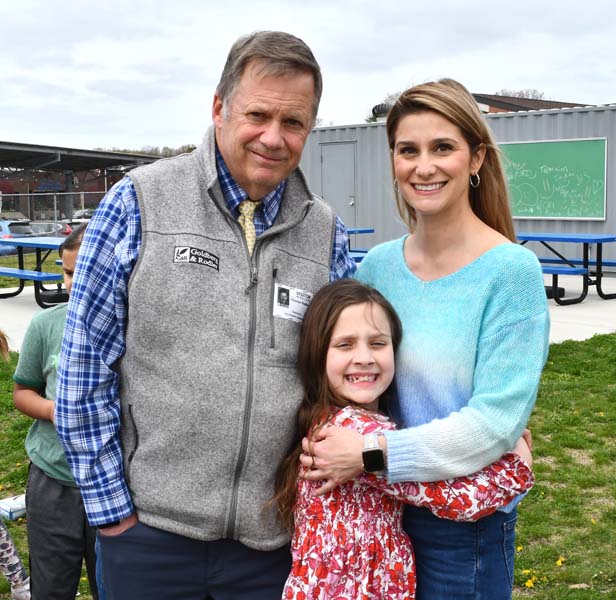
<box><xmin>556</xmin><ymin>556</ymin><xmax>565</xmax><ymax>567</ymax></box>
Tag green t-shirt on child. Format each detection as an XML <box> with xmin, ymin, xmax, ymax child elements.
<box><xmin>13</xmin><ymin>303</ymin><xmax>76</xmax><ymax>487</ymax></box>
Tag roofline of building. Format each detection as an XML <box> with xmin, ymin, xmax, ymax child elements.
<box><xmin>312</xmin><ymin>103</ymin><xmax>616</xmax><ymax>131</ymax></box>
<box><xmin>0</xmin><ymin>140</ymin><xmax>158</xmax><ymax>162</ymax></box>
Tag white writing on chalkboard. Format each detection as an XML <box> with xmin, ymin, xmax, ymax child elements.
<box><xmin>500</xmin><ymin>139</ymin><xmax>606</xmax><ymax>220</ymax></box>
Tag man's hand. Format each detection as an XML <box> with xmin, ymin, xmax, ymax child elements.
<box><xmin>97</xmin><ymin>513</ymin><xmax>139</xmax><ymax>537</ymax></box>
<box><xmin>300</xmin><ymin>426</ymin><xmax>364</xmax><ymax>495</ymax></box>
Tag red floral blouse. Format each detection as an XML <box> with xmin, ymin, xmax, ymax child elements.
<box><xmin>282</xmin><ymin>406</ymin><xmax>534</xmax><ymax>599</ymax></box>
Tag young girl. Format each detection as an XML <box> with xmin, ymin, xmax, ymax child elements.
<box><xmin>0</xmin><ymin>331</ymin><xmax>31</xmax><ymax>600</ymax></box>
<box><xmin>273</xmin><ymin>279</ymin><xmax>534</xmax><ymax>599</ymax></box>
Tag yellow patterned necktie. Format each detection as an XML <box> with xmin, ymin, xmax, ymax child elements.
<box><xmin>238</xmin><ymin>200</ymin><xmax>260</xmax><ymax>255</ymax></box>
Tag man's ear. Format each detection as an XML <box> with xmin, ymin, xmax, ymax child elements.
<box><xmin>212</xmin><ymin>94</ymin><xmax>224</xmax><ymax>128</ymax></box>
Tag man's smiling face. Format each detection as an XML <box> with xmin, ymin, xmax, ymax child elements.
<box><xmin>212</xmin><ymin>60</ymin><xmax>315</xmax><ymax>200</ymax></box>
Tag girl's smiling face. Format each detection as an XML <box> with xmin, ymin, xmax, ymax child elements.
<box><xmin>392</xmin><ymin>110</ymin><xmax>485</xmax><ymax>219</ymax></box>
<box><xmin>326</xmin><ymin>302</ymin><xmax>395</xmax><ymax>410</ymax></box>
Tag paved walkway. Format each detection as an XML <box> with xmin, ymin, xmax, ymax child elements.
<box><xmin>543</xmin><ymin>274</ymin><xmax>616</xmax><ymax>343</ymax></box>
<box><xmin>1</xmin><ymin>276</ymin><xmax>616</xmax><ymax>352</ymax></box>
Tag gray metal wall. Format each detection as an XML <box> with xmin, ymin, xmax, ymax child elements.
<box><xmin>300</xmin><ymin>122</ymin><xmax>405</xmax><ymax>250</ymax></box>
<box><xmin>301</xmin><ymin>105</ymin><xmax>616</xmax><ymax>262</ymax></box>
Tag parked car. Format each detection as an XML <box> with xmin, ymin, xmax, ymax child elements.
<box><xmin>31</xmin><ymin>221</ymin><xmax>73</xmax><ymax>237</ymax></box>
<box><xmin>0</xmin><ymin>219</ymin><xmax>36</xmax><ymax>255</ymax></box>
<box><xmin>72</xmin><ymin>208</ymin><xmax>94</xmax><ymax>219</ymax></box>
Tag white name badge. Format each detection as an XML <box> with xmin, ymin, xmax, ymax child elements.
<box><xmin>273</xmin><ymin>283</ymin><xmax>313</xmax><ymax>324</ymax></box>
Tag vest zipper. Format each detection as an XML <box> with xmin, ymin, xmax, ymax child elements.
<box><xmin>125</xmin><ymin>404</ymin><xmax>139</xmax><ymax>485</ymax></box>
<box><xmin>245</xmin><ymin>265</ymin><xmax>258</xmax><ymax>294</ymax></box>
<box><xmin>227</xmin><ymin>250</ymin><xmax>259</xmax><ymax>539</ymax></box>
<box><xmin>270</xmin><ymin>266</ymin><xmax>277</xmax><ymax>348</ymax></box>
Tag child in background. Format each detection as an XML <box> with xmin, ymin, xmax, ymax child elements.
<box><xmin>12</xmin><ymin>225</ymin><xmax>99</xmax><ymax>600</ymax></box>
<box><xmin>1</xmin><ymin>331</ymin><xmax>31</xmax><ymax>600</ymax></box>
<box><xmin>273</xmin><ymin>279</ymin><xmax>534</xmax><ymax>599</ymax></box>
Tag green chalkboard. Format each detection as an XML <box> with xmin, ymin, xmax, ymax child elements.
<box><xmin>500</xmin><ymin>138</ymin><xmax>607</xmax><ymax>220</ymax></box>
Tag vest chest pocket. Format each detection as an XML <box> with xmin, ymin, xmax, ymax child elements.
<box><xmin>266</xmin><ymin>317</ymin><xmax>302</xmax><ymax>367</ymax></box>
<box><xmin>260</xmin><ymin>251</ymin><xmax>329</xmax><ymax>367</ymax></box>
<box><xmin>263</xmin><ymin>267</ymin><xmax>314</xmax><ymax>367</ymax></box>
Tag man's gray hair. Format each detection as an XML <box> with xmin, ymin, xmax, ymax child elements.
<box><xmin>216</xmin><ymin>31</ymin><xmax>322</xmax><ymax>120</ymax></box>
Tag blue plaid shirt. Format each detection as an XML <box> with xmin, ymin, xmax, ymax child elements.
<box><xmin>56</xmin><ymin>152</ymin><xmax>356</xmax><ymax>525</ymax></box>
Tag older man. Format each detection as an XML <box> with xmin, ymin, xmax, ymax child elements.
<box><xmin>56</xmin><ymin>31</ymin><xmax>355</xmax><ymax>599</ymax></box>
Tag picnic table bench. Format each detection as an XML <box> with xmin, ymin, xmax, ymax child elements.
<box><xmin>0</xmin><ymin>237</ymin><xmax>67</xmax><ymax>308</ymax></box>
<box><xmin>0</xmin><ymin>267</ymin><xmax>63</xmax><ymax>283</ymax></box>
<box><xmin>538</xmin><ymin>257</ymin><xmax>616</xmax><ymax>269</ymax></box>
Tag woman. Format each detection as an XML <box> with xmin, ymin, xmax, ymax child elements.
<box><xmin>302</xmin><ymin>79</ymin><xmax>550</xmax><ymax>599</ymax></box>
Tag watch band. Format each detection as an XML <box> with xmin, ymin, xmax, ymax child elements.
<box><xmin>362</xmin><ymin>432</ymin><xmax>385</xmax><ymax>473</ymax></box>
<box><xmin>364</xmin><ymin>432</ymin><xmax>380</xmax><ymax>451</ymax></box>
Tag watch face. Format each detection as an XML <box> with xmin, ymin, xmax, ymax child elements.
<box><xmin>363</xmin><ymin>448</ymin><xmax>385</xmax><ymax>472</ymax></box>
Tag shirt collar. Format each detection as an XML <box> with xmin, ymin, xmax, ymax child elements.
<box><xmin>215</xmin><ymin>147</ymin><xmax>286</xmax><ymax>228</ymax></box>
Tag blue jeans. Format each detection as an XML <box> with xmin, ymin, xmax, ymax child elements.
<box><xmin>404</xmin><ymin>505</ymin><xmax>518</xmax><ymax>600</ymax></box>
<box><xmin>95</xmin><ymin>535</ymin><xmax>106</xmax><ymax>600</ymax></box>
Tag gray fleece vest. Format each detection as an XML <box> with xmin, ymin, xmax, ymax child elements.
<box><xmin>120</xmin><ymin>127</ymin><xmax>335</xmax><ymax>550</ymax></box>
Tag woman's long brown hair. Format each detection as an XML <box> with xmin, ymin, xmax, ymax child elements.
<box><xmin>271</xmin><ymin>279</ymin><xmax>402</xmax><ymax>532</ymax></box>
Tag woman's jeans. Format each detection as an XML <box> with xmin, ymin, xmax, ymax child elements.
<box><xmin>404</xmin><ymin>505</ymin><xmax>518</xmax><ymax>600</ymax></box>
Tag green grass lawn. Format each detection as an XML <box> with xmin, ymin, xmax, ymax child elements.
<box><xmin>1</xmin><ymin>334</ymin><xmax>615</xmax><ymax>599</ymax></box>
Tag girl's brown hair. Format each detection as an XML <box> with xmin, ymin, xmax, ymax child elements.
<box><xmin>271</xmin><ymin>279</ymin><xmax>402</xmax><ymax>532</ymax></box>
<box><xmin>386</xmin><ymin>78</ymin><xmax>516</xmax><ymax>241</ymax></box>
<box><xmin>0</xmin><ymin>330</ymin><xmax>9</xmax><ymax>361</ymax></box>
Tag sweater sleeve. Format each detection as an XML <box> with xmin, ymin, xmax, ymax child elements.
<box><xmin>361</xmin><ymin>453</ymin><xmax>534</xmax><ymax>520</ymax></box>
<box><xmin>384</xmin><ymin>251</ymin><xmax>550</xmax><ymax>482</ymax></box>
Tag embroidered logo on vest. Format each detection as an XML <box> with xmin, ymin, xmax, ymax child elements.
<box><xmin>174</xmin><ymin>246</ymin><xmax>220</xmax><ymax>271</ymax></box>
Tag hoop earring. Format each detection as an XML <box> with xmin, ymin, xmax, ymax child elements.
<box><xmin>469</xmin><ymin>173</ymin><xmax>481</xmax><ymax>189</ymax></box>
<box><xmin>393</xmin><ymin>178</ymin><xmax>400</xmax><ymax>194</ymax></box>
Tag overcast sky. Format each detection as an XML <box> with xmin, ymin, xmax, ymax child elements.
<box><xmin>2</xmin><ymin>0</ymin><xmax>615</xmax><ymax>151</ymax></box>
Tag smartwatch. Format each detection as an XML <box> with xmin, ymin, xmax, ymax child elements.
<box><xmin>362</xmin><ymin>432</ymin><xmax>385</xmax><ymax>473</ymax></box>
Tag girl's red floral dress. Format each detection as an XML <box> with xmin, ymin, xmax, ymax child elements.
<box><xmin>283</xmin><ymin>406</ymin><xmax>534</xmax><ymax>599</ymax></box>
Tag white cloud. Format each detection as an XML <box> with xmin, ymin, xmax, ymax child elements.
<box><xmin>1</xmin><ymin>0</ymin><xmax>615</xmax><ymax>148</ymax></box>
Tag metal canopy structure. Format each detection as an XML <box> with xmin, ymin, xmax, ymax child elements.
<box><xmin>0</xmin><ymin>140</ymin><xmax>158</xmax><ymax>173</ymax></box>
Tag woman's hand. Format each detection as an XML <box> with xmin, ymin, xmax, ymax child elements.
<box><xmin>513</xmin><ymin>428</ymin><xmax>533</xmax><ymax>467</ymax></box>
<box><xmin>300</xmin><ymin>426</ymin><xmax>364</xmax><ymax>495</ymax></box>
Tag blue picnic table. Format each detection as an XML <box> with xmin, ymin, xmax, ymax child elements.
<box><xmin>0</xmin><ymin>236</ymin><xmax>66</xmax><ymax>308</ymax></box>
<box><xmin>517</xmin><ymin>232</ymin><xmax>616</xmax><ymax>305</ymax></box>
<box><xmin>347</xmin><ymin>227</ymin><xmax>374</xmax><ymax>261</ymax></box>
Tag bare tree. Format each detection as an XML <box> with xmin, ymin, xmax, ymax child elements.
<box><xmin>93</xmin><ymin>144</ymin><xmax>196</xmax><ymax>157</ymax></box>
<box><xmin>365</xmin><ymin>91</ymin><xmax>402</xmax><ymax>122</ymax></box>
<box><xmin>495</xmin><ymin>88</ymin><xmax>545</xmax><ymax>100</ymax></box>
